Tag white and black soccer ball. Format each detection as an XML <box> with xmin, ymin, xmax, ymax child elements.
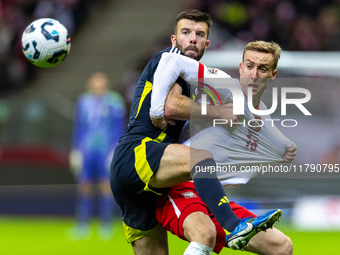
<box><xmin>21</xmin><ymin>18</ymin><xmax>71</xmax><ymax>68</ymax></box>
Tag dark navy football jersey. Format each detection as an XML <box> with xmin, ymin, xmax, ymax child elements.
<box><xmin>119</xmin><ymin>47</ymin><xmax>190</xmax><ymax>144</ymax></box>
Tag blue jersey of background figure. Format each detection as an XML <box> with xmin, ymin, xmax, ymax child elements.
<box><xmin>119</xmin><ymin>47</ymin><xmax>190</xmax><ymax>145</ymax></box>
<box><xmin>72</xmin><ymin>91</ymin><xmax>126</xmax><ymax>153</ymax></box>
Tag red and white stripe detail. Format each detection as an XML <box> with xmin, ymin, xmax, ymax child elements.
<box><xmin>168</xmin><ymin>194</ymin><xmax>181</xmax><ymax>218</ymax></box>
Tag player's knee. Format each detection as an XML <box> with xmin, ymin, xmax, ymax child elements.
<box><xmin>250</xmin><ymin>229</ymin><xmax>293</xmax><ymax>255</ymax></box>
<box><xmin>78</xmin><ymin>183</ymin><xmax>92</xmax><ymax>195</ymax></box>
<box><xmin>268</xmin><ymin>234</ymin><xmax>293</xmax><ymax>255</ymax></box>
<box><xmin>185</xmin><ymin>222</ymin><xmax>216</xmax><ymax>248</ymax></box>
<box><xmin>280</xmin><ymin>235</ymin><xmax>293</xmax><ymax>255</ymax></box>
<box><xmin>201</xmin><ymin>223</ymin><xmax>216</xmax><ymax>246</ymax></box>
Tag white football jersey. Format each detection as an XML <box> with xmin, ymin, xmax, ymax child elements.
<box><xmin>150</xmin><ymin>52</ymin><xmax>292</xmax><ymax>186</ymax></box>
<box><xmin>181</xmin><ymin>80</ymin><xmax>291</xmax><ymax>186</ymax></box>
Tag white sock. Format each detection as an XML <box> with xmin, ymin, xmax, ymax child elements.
<box><xmin>183</xmin><ymin>241</ymin><xmax>213</xmax><ymax>255</ymax></box>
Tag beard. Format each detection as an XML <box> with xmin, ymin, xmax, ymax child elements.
<box><xmin>175</xmin><ymin>42</ymin><xmax>205</xmax><ymax>61</ymax></box>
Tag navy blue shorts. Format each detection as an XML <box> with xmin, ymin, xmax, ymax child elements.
<box><xmin>79</xmin><ymin>148</ymin><xmax>110</xmax><ymax>183</ymax></box>
<box><xmin>110</xmin><ymin>139</ymin><xmax>170</xmax><ymax>242</ymax></box>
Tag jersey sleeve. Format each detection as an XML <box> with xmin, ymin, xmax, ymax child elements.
<box><xmin>150</xmin><ymin>52</ymin><xmax>232</xmax><ymax>119</ymax></box>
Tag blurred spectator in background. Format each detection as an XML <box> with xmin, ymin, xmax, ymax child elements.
<box><xmin>320</xmin><ymin>143</ymin><xmax>340</xmax><ymax>165</ymax></box>
<box><xmin>68</xmin><ymin>72</ymin><xmax>126</xmax><ymax>240</ymax></box>
<box><xmin>121</xmin><ymin>1</ymin><xmax>340</xmax><ymax>105</ymax></box>
<box><xmin>178</xmin><ymin>0</ymin><xmax>340</xmax><ymax>51</ymax></box>
<box><xmin>0</xmin><ymin>0</ymin><xmax>94</xmax><ymax>92</ymax></box>
<box><xmin>1</xmin><ymin>0</ymin><xmax>339</xmax><ymax>93</ymax></box>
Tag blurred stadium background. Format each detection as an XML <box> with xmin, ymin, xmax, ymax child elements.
<box><xmin>0</xmin><ymin>0</ymin><xmax>340</xmax><ymax>254</ymax></box>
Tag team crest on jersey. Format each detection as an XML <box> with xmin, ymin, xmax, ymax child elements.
<box><xmin>182</xmin><ymin>191</ymin><xmax>197</xmax><ymax>199</ymax></box>
<box><xmin>207</xmin><ymin>68</ymin><xmax>218</xmax><ymax>75</ymax></box>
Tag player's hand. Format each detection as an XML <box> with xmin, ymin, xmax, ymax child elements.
<box><xmin>69</xmin><ymin>149</ymin><xmax>83</xmax><ymax>175</ymax></box>
<box><xmin>150</xmin><ymin>116</ymin><xmax>176</xmax><ymax>130</ymax></box>
<box><xmin>220</xmin><ymin>103</ymin><xmax>242</xmax><ymax>128</ymax></box>
<box><xmin>283</xmin><ymin>141</ymin><xmax>297</xmax><ymax>163</ymax></box>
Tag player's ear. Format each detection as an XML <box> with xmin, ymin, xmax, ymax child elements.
<box><xmin>204</xmin><ymin>40</ymin><xmax>210</xmax><ymax>51</ymax></box>
<box><xmin>271</xmin><ymin>70</ymin><xmax>278</xmax><ymax>81</ymax></box>
<box><xmin>239</xmin><ymin>62</ymin><xmax>243</xmax><ymax>75</ymax></box>
<box><xmin>171</xmin><ymin>35</ymin><xmax>176</xmax><ymax>47</ymax></box>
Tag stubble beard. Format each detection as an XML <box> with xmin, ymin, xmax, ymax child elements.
<box><xmin>175</xmin><ymin>42</ymin><xmax>205</xmax><ymax>61</ymax></box>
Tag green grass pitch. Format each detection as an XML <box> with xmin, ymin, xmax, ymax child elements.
<box><xmin>1</xmin><ymin>216</ymin><xmax>340</xmax><ymax>254</ymax></box>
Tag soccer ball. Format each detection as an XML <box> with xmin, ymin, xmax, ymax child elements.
<box><xmin>21</xmin><ymin>18</ymin><xmax>71</xmax><ymax>68</ymax></box>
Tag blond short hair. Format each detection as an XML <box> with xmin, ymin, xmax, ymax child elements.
<box><xmin>243</xmin><ymin>41</ymin><xmax>282</xmax><ymax>69</ymax></box>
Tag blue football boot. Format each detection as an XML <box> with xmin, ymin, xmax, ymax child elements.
<box><xmin>226</xmin><ymin>209</ymin><xmax>282</xmax><ymax>250</ymax></box>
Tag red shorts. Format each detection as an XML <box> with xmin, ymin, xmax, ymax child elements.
<box><xmin>155</xmin><ymin>182</ymin><xmax>257</xmax><ymax>254</ymax></box>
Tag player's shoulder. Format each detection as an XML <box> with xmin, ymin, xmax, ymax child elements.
<box><xmin>154</xmin><ymin>46</ymin><xmax>180</xmax><ymax>57</ymax></box>
<box><xmin>106</xmin><ymin>91</ymin><xmax>126</xmax><ymax>106</ymax></box>
<box><xmin>77</xmin><ymin>92</ymin><xmax>91</xmax><ymax>102</ymax></box>
<box><xmin>206</xmin><ymin>66</ymin><xmax>231</xmax><ymax>78</ymax></box>
<box><xmin>144</xmin><ymin>46</ymin><xmax>178</xmax><ymax>76</ymax></box>
<box><xmin>107</xmin><ymin>90</ymin><xmax>123</xmax><ymax>99</ymax></box>
<box><xmin>150</xmin><ymin>46</ymin><xmax>180</xmax><ymax>64</ymax></box>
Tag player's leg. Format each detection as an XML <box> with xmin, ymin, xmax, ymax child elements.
<box><xmin>98</xmin><ymin>181</ymin><xmax>114</xmax><ymax>240</ymax></box>
<box><xmin>97</xmin><ymin>151</ymin><xmax>115</xmax><ymax>240</ymax></box>
<box><xmin>68</xmin><ymin>150</ymin><xmax>95</xmax><ymax>240</ymax></box>
<box><xmin>225</xmin><ymin>201</ymin><xmax>289</xmax><ymax>254</ymax></box>
<box><xmin>111</xmin><ymin>182</ymin><xmax>169</xmax><ymax>255</ymax></box>
<box><xmin>149</xmin><ymin>143</ymin><xmax>241</xmax><ymax>232</ymax></box>
<box><xmin>155</xmin><ymin>182</ymin><xmax>223</xmax><ymax>254</ymax></box>
<box><xmin>76</xmin><ymin>150</ymin><xmax>95</xmax><ymax>226</ymax></box>
<box><xmin>183</xmin><ymin>211</ymin><xmax>216</xmax><ymax>249</ymax></box>
<box><xmin>131</xmin><ymin>224</ymin><xmax>168</xmax><ymax>255</ymax></box>
<box><xmin>98</xmin><ymin>181</ymin><xmax>114</xmax><ymax>221</ymax></box>
<box><xmin>244</xmin><ymin>228</ymin><xmax>293</xmax><ymax>255</ymax></box>
<box><xmin>76</xmin><ymin>182</ymin><xmax>93</xmax><ymax>225</ymax></box>
<box><xmin>182</xmin><ymin>211</ymin><xmax>215</xmax><ymax>255</ymax></box>
<box><xmin>148</xmin><ymin>143</ymin><xmax>211</xmax><ymax>188</ymax></box>
<box><xmin>149</xmin><ymin>144</ymin><xmax>241</xmax><ymax>241</ymax></box>
<box><xmin>67</xmin><ymin>182</ymin><xmax>93</xmax><ymax>240</ymax></box>
<box><xmin>111</xmin><ymin>142</ymin><xmax>169</xmax><ymax>255</ymax></box>
<box><xmin>211</xmin><ymin>208</ymin><xmax>289</xmax><ymax>255</ymax></box>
